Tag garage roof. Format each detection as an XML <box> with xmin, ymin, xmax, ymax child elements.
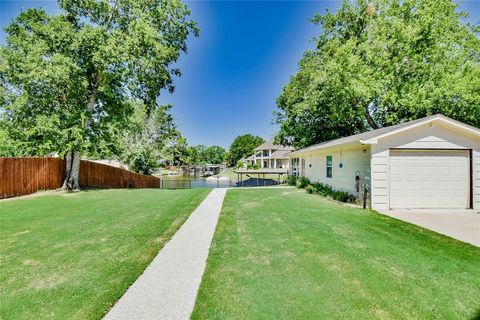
<box><xmin>289</xmin><ymin>114</ymin><xmax>480</xmax><ymax>156</ymax></box>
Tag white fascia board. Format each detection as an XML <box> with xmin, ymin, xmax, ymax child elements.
<box><xmin>361</xmin><ymin>117</ymin><xmax>480</xmax><ymax>144</ymax></box>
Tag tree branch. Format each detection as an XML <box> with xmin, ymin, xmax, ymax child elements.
<box><xmin>364</xmin><ymin>103</ymin><xmax>379</xmax><ymax>129</ymax></box>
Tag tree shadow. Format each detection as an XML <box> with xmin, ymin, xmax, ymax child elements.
<box><xmin>471</xmin><ymin>309</ymin><xmax>480</xmax><ymax>320</ymax></box>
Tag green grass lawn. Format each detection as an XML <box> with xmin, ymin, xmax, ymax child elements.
<box><xmin>192</xmin><ymin>188</ymin><xmax>480</xmax><ymax>319</ymax></box>
<box><xmin>0</xmin><ymin>188</ymin><xmax>210</xmax><ymax>320</ymax></box>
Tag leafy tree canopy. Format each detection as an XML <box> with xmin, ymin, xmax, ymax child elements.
<box><xmin>0</xmin><ymin>0</ymin><xmax>198</xmax><ymax>187</ymax></box>
<box><xmin>275</xmin><ymin>0</ymin><xmax>480</xmax><ymax>148</ymax></box>
<box><xmin>226</xmin><ymin>134</ymin><xmax>264</xmax><ymax>167</ymax></box>
<box><xmin>119</xmin><ymin>103</ymin><xmax>179</xmax><ymax>174</ymax></box>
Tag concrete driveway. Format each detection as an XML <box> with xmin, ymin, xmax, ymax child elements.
<box><xmin>379</xmin><ymin>209</ymin><xmax>480</xmax><ymax>247</ymax></box>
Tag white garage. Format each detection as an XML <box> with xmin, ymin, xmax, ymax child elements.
<box><xmin>289</xmin><ymin>114</ymin><xmax>480</xmax><ymax>211</ymax></box>
<box><xmin>389</xmin><ymin>149</ymin><xmax>470</xmax><ymax>209</ymax></box>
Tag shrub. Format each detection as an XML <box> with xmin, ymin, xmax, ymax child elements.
<box><xmin>306</xmin><ymin>184</ymin><xmax>316</xmax><ymax>194</ymax></box>
<box><xmin>252</xmin><ymin>163</ymin><xmax>260</xmax><ymax>170</ymax></box>
<box><xmin>307</xmin><ymin>182</ymin><xmax>356</xmax><ymax>204</ymax></box>
<box><xmin>296</xmin><ymin>176</ymin><xmax>310</xmax><ymax>189</ymax></box>
<box><xmin>236</xmin><ymin>161</ymin><xmax>244</xmax><ymax>169</ymax></box>
<box><xmin>247</xmin><ymin>163</ymin><xmax>253</xmax><ymax>169</ymax></box>
<box><xmin>286</xmin><ymin>175</ymin><xmax>297</xmax><ymax>186</ymax></box>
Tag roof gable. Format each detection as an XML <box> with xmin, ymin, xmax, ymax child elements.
<box><xmin>290</xmin><ymin>114</ymin><xmax>480</xmax><ymax>155</ymax></box>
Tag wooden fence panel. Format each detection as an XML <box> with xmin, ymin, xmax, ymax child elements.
<box><xmin>0</xmin><ymin>158</ymin><xmax>160</xmax><ymax>199</ymax></box>
<box><xmin>0</xmin><ymin>157</ymin><xmax>66</xmax><ymax>199</ymax></box>
<box><xmin>78</xmin><ymin>160</ymin><xmax>160</xmax><ymax>189</ymax></box>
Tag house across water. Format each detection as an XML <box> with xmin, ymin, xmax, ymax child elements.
<box><xmin>244</xmin><ymin>139</ymin><xmax>294</xmax><ymax>169</ymax></box>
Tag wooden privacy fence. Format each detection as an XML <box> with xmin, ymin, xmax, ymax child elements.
<box><xmin>0</xmin><ymin>157</ymin><xmax>65</xmax><ymax>199</ymax></box>
<box><xmin>79</xmin><ymin>160</ymin><xmax>160</xmax><ymax>189</ymax></box>
<box><xmin>0</xmin><ymin>157</ymin><xmax>160</xmax><ymax>199</ymax></box>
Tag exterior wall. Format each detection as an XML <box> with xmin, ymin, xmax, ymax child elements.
<box><xmin>474</xmin><ymin>150</ymin><xmax>480</xmax><ymax>211</ymax></box>
<box><xmin>295</xmin><ymin>145</ymin><xmax>371</xmax><ymax>202</ymax></box>
<box><xmin>370</xmin><ymin>122</ymin><xmax>480</xmax><ymax>210</ymax></box>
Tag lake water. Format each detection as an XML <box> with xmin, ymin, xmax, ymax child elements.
<box><xmin>160</xmin><ymin>174</ymin><xmax>281</xmax><ymax>189</ymax></box>
<box><xmin>160</xmin><ymin>174</ymin><xmax>233</xmax><ymax>189</ymax></box>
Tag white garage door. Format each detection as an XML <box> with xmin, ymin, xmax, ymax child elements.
<box><xmin>389</xmin><ymin>149</ymin><xmax>470</xmax><ymax>209</ymax></box>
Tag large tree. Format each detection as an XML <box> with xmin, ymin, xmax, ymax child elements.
<box><xmin>275</xmin><ymin>0</ymin><xmax>480</xmax><ymax>148</ymax></box>
<box><xmin>226</xmin><ymin>134</ymin><xmax>264</xmax><ymax>167</ymax></box>
<box><xmin>0</xmin><ymin>0</ymin><xmax>198</xmax><ymax>188</ymax></box>
<box><xmin>119</xmin><ymin>103</ymin><xmax>179</xmax><ymax>174</ymax></box>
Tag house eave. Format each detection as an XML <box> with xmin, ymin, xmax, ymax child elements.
<box><xmin>289</xmin><ymin>141</ymin><xmax>364</xmax><ymax>157</ymax></box>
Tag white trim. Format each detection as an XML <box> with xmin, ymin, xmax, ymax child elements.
<box><xmin>361</xmin><ymin>116</ymin><xmax>480</xmax><ymax>144</ymax></box>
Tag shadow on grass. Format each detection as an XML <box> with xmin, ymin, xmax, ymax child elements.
<box><xmin>471</xmin><ymin>309</ymin><xmax>480</xmax><ymax>320</ymax></box>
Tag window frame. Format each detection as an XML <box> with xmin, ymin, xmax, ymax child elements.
<box><xmin>326</xmin><ymin>155</ymin><xmax>333</xmax><ymax>178</ymax></box>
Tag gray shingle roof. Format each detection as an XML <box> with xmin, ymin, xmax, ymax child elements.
<box><xmin>290</xmin><ymin>114</ymin><xmax>480</xmax><ymax>155</ymax></box>
<box><xmin>269</xmin><ymin>150</ymin><xmax>292</xmax><ymax>159</ymax></box>
<box><xmin>254</xmin><ymin>139</ymin><xmax>295</xmax><ymax>151</ymax></box>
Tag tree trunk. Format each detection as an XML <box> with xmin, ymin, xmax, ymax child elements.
<box><xmin>62</xmin><ymin>151</ymin><xmax>81</xmax><ymax>190</ymax></box>
<box><xmin>364</xmin><ymin>104</ymin><xmax>379</xmax><ymax>129</ymax></box>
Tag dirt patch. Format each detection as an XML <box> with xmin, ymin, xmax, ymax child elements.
<box><xmin>241</xmin><ymin>202</ymin><xmax>260</xmax><ymax>209</ymax></box>
<box><xmin>23</xmin><ymin>259</ymin><xmax>39</xmax><ymax>266</ymax></box>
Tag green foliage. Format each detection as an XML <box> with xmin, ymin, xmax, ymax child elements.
<box><xmin>236</xmin><ymin>161</ymin><xmax>245</xmax><ymax>169</ymax></box>
<box><xmin>275</xmin><ymin>0</ymin><xmax>480</xmax><ymax>148</ymax></box>
<box><xmin>307</xmin><ymin>182</ymin><xmax>356</xmax><ymax>203</ymax></box>
<box><xmin>0</xmin><ymin>1</ymin><xmax>198</xmax><ymax>163</ymax></box>
<box><xmin>226</xmin><ymin>134</ymin><xmax>265</xmax><ymax>167</ymax></box>
<box><xmin>286</xmin><ymin>175</ymin><xmax>298</xmax><ymax>186</ymax></box>
<box><xmin>305</xmin><ymin>184</ymin><xmax>316</xmax><ymax>194</ymax></box>
<box><xmin>201</xmin><ymin>145</ymin><xmax>226</xmax><ymax>164</ymax></box>
<box><xmin>163</xmin><ymin>136</ymin><xmax>190</xmax><ymax>166</ymax></box>
<box><xmin>184</xmin><ymin>145</ymin><xmax>226</xmax><ymax>165</ymax></box>
<box><xmin>296</xmin><ymin>176</ymin><xmax>310</xmax><ymax>189</ymax></box>
<box><xmin>252</xmin><ymin>163</ymin><xmax>260</xmax><ymax>170</ymax></box>
<box><xmin>119</xmin><ymin>103</ymin><xmax>179</xmax><ymax>174</ymax></box>
<box><xmin>247</xmin><ymin>163</ymin><xmax>253</xmax><ymax>170</ymax></box>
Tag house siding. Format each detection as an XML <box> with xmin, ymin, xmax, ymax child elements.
<box><xmin>296</xmin><ymin>146</ymin><xmax>371</xmax><ymax>204</ymax></box>
<box><xmin>474</xmin><ymin>150</ymin><xmax>480</xmax><ymax>210</ymax></box>
<box><xmin>370</xmin><ymin>122</ymin><xmax>480</xmax><ymax>210</ymax></box>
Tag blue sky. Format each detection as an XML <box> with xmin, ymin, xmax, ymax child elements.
<box><xmin>1</xmin><ymin>1</ymin><xmax>479</xmax><ymax>148</ymax></box>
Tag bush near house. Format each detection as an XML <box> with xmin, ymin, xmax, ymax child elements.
<box><xmin>293</xmin><ymin>177</ymin><xmax>354</xmax><ymax>204</ymax></box>
<box><xmin>252</xmin><ymin>163</ymin><xmax>260</xmax><ymax>170</ymax></box>
<box><xmin>296</xmin><ymin>176</ymin><xmax>310</xmax><ymax>189</ymax></box>
<box><xmin>307</xmin><ymin>182</ymin><xmax>356</xmax><ymax>203</ymax></box>
<box><xmin>286</xmin><ymin>175</ymin><xmax>297</xmax><ymax>186</ymax></box>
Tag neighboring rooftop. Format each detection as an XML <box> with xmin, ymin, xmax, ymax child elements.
<box><xmin>254</xmin><ymin>139</ymin><xmax>295</xmax><ymax>151</ymax></box>
<box><xmin>269</xmin><ymin>150</ymin><xmax>292</xmax><ymax>159</ymax></box>
<box><xmin>290</xmin><ymin>114</ymin><xmax>480</xmax><ymax>155</ymax></box>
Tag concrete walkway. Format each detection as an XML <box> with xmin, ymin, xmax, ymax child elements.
<box><xmin>380</xmin><ymin>209</ymin><xmax>480</xmax><ymax>247</ymax></box>
<box><xmin>104</xmin><ymin>188</ymin><xmax>227</xmax><ymax>320</ymax></box>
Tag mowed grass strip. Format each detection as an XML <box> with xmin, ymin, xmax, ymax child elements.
<box><xmin>0</xmin><ymin>188</ymin><xmax>210</xmax><ymax>320</ymax></box>
<box><xmin>192</xmin><ymin>188</ymin><xmax>480</xmax><ymax>319</ymax></box>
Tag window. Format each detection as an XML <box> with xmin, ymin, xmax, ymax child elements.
<box><xmin>326</xmin><ymin>155</ymin><xmax>333</xmax><ymax>178</ymax></box>
<box><xmin>263</xmin><ymin>150</ymin><xmax>269</xmax><ymax>157</ymax></box>
<box><xmin>291</xmin><ymin>158</ymin><xmax>299</xmax><ymax>176</ymax></box>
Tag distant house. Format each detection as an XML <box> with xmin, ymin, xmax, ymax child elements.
<box><xmin>245</xmin><ymin>139</ymin><xmax>294</xmax><ymax>169</ymax></box>
<box><xmin>289</xmin><ymin>114</ymin><xmax>480</xmax><ymax>211</ymax></box>
<box><xmin>90</xmin><ymin>159</ymin><xmax>129</xmax><ymax>170</ymax></box>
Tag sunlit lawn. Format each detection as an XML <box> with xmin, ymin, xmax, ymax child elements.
<box><xmin>0</xmin><ymin>188</ymin><xmax>210</xmax><ymax>320</ymax></box>
<box><xmin>193</xmin><ymin>188</ymin><xmax>480</xmax><ymax>319</ymax></box>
